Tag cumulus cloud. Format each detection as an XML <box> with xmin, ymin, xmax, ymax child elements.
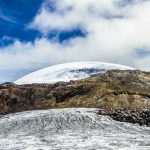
<box><xmin>0</xmin><ymin>0</ymin><xmax>150</xmax><ymax>82</ymax></box>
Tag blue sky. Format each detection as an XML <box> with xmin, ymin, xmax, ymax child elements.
<box><xmin>0</xmin><ymin>0</ymin><xmax>150</xmax><ymax>83</ymax></box>
<box><xmin>0</xmin><ymin>0</ymin><xmax>86</xmax><ymax>46</ymax></box>
<box><xmin>0</xmin><ymin>0</ymin><xmax>43</xmax><ymax>46</ymax></box>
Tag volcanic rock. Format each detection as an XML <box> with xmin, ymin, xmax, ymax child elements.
<box><xmin>0</xmin><ymin>70</ymin><xmax>149</xmax><ymax>116</ymax></box>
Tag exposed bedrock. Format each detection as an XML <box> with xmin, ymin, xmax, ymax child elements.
<box><xmin>98</xmin><ymin>108</ymin><xmax>150</xmax><ymax>126</ymax></box>
<box><xmin>0</xmin><ymin>70</ymin><xmax>149</xmax><ymax>116</ymax></box>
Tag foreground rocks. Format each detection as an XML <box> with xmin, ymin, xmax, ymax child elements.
<box><xmin>98</xmin><ymin>109</ymin><xmax>150</xmax><ymax>126</ymax></box>
<box><xmin>0</xmin><ymin>70</ymin><xmax>150</xmax><ymax>120</ymax></box>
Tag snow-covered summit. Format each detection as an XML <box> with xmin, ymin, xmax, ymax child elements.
<box><xmin>14</xmin><ymin>62</ymin><xmax>134</xmax><ymax>85</ymax></box>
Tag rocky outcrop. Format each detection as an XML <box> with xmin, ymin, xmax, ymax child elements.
<box><xmin>0</xmin><ymin>70</ymin><xmax>149</xmax><ymax>116</ymax></box>
<box><xmin>98</xmin><ymin>109</ymin><xmax>150</xmax><ymax>126</ymax></box>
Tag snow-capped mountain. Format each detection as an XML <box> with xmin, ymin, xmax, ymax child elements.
<box><xmin>14</xmin><ymin>62</ymin><xmax>134</xmax><ymax>84</ymax></box>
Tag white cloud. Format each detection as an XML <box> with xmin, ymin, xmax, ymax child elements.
<box><xmin>0</xmin><ymin>0</ymin><xmax>150</xmax><ymax>82</ymax></box>
<box><xmin>30</xmin><ymin>0</ymin><xmax>150</xmax><ymax>66</ymax></box>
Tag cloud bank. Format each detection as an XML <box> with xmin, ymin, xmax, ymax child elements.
<box><xmin>0</xmin><ymin>0</ymin><xmax>150</xmax><ymax>82</ymax></box>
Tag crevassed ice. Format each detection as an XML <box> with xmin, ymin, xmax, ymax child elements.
<box><xmin>0</xmin><ymin>108</ymin><xmax>149</xmax><ymax>150</ymax></box>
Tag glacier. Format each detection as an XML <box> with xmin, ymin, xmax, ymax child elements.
<box><xmin>14</xmin><ymin>62</ymin><xmax>135</xmax><ymax>85</ymax></box>
<box><xmin>0</xmin><ymin>108</ymin><xmax>150</xmax><ymax>150</ymax></box>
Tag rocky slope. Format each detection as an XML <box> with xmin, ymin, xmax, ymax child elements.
<box><xmin>98</xmin><ymin>108</ymin><xmax>150</xmax><ymax>126</ymax></box>
<box><xmin>0</xmin><ymin>70</ymin><xmax>150</xmax><ymax>116</ymax></box>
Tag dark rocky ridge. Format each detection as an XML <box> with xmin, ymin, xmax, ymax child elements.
<box><xmin>98</xmin><ymin>109</ymin><xmax>150</xmax><ymax>126</ymax></box>
<box><xmin>0</xmin><ymin>70</ymin><xmax>150</xmax><ymax>125</ymax></box>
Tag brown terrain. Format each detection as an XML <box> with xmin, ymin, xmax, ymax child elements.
<box><xmin>0</xmin><ymin>70</ymin><xmax>150</xmax><ymax>125</ymax></box>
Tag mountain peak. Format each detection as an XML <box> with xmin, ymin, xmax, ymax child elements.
<box><xmin>14</xmin><ymin>62</ymin><xmax>134</xmax><ymax>85</ymax></box>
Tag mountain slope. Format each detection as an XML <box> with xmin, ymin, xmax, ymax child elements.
<box><xmin>0</xmin><ymin>70</ymin><xmax>149</xmax><ymax>115</ymax></box>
